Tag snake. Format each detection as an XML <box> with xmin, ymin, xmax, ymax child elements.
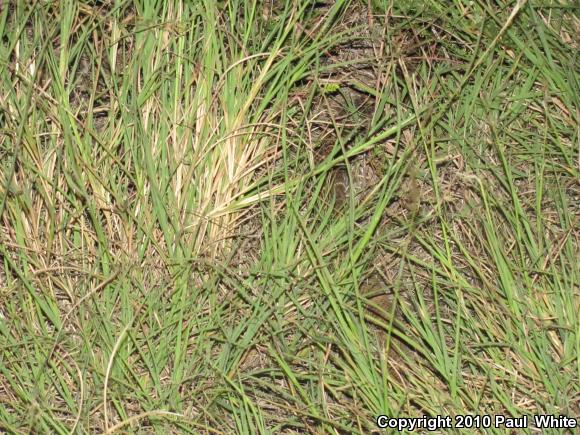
<box><xmin>329</xmin><ymin>167</ymin><xmax>349</xmax><ymax>210</ymax></box>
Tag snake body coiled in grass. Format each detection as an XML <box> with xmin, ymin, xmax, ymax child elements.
<box><xmin>329</xmin><ymin>167</ymin><xmax>349</xmax><ymax>211</ymax></box>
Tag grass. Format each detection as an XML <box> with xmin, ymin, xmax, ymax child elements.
<box><xmin>0</xmin><ymin>0</ymin><xmax>578</xmax><ymax>433</ymax></box>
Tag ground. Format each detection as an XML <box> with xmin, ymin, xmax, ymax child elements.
<box><xmin>0</xmin><ymin>0</ymin><xmax>578</xmax><ymax>433</ymax></box>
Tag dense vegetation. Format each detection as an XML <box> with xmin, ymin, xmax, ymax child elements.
<box><xmin>0</xmin><ymin>0</ymin><xmax>578</xmax><ymax>432</ymax></box>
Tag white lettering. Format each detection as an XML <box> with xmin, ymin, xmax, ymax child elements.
<box><xmin>534</xmin><ymin>415</ymin><xmax>578</xmax><ymax>429</ymax></box>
